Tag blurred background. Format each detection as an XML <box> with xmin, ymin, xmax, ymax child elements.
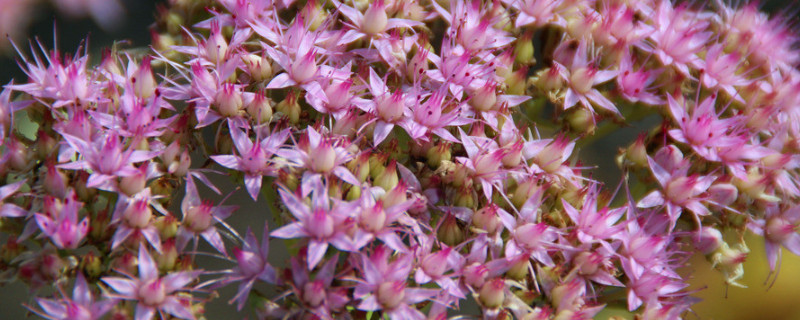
<box><xmin>2</xmin><ymin>0</ymin><xmax>800</xmax><ymax>319</ymax></box>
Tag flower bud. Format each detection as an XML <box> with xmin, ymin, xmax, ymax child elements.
<box><xmin>479</xmin><ymin>278</ymin><xmax>506</xmax><ymax>308</ymax></box>
<box><xmin>81</xmin><ymin>251</ymin><xmax>103</xmax><ymax>278</ymax></box>
<box><xmin>246</xmin><ymin>92</ymin><xmax>273</xmax><ymax>124</ymax></box>
<box><xmin>206</xmin><ymin>23</ymin><xmax>228</xmax><ymax>63</ymax></box>
<box><xmin>374</xmin><ymin>161</ymin><xmax>399</xmax><ymax>191</ymax></box>
<box><xmin>36</xmin><ymin>130</ymin><xmax>58</xmax><ymax>160</ymax></box>
<box><xmin>348</xmin><ymin>152</ymin><xmax>371</xmax><ymax>183</ymax></box>
<box><xmin>360</xmin><ymin>202</ymin><xmax>387</xmax><ymax>232</ymax></box>
<box><xmin>157</xmin><ymin>239</ymin><xmax>178</xmax><ymax>271</ymax></box>
<box><xmin>708</xmin><ymin>183</ymin><xmax>738</xmax><ymax>207</ymax></box>
<box><xmin>437</xmin><ymin>214</ymin><xmax>464</xmax><ymax>246</ymax></box>
<box><xmin>506</xmin><ymin>67</ymin><xmax>528</xmax><ymax>95</ymax></box>
<box><xmin>303</xmin><ymin>280</ymin><xmax>327</xmax><ymax>308</ymax></box>
<box><xmin>276</xmin><ymin>92</ymin><xmax>301</xmax><ymax>124</ymax></box>
<box><xmin>123</xmin><ymin>200</ymin><xmax>152</xmax><ymax>229</ymax></box>
<box><xmin>421</xmin><ymin>249</ymin><xmax>450</xmax><ymax>279</ymax></box>
<box><xmin>377</xmin><ymin>281</ymin><xmax>406</xmax><ymax>309</ymax></box>
<box><xmin>469</xmin><ymin>82</ymin><xmax>498</xmax><ymax>112</ymax></box>
<box><xmin>624</xmin><ymin>134</ymin><xmax>648</xmax><ymax>168</ymax></box>
<box><xmin>463</xmin><ymin>263</ymin><xmax>489</xmax><ymax>288</ymax></box>
<box><xmin>291</xmin><ymin>50</ymin><xmax>318</xmax><ymax>83</ymax></box>
<box><xmin>696</xmin><ymin>227</ymin><xmax>724</xmax><ymax>255</ymax></box>
<box><xmin>566</xmin><ymin>107</ymin><xmax>596</xmax><ymax>134</ymax></box>
<box><xmin>454</xmin><ymin>186</ymin><xmax>476</xmax><ymax>209</ymax></box>
<box><xmin>383</xmin><ymin>182</ymin><xmax>408</xmax><ymax>208</ymax></box>
<box><xmin>332</xmin><ymin>111</ymin><xmax>359</xmax><ymax>137</ymax></box>
<box><xmin>216</xmin><ymin>83</ymin><xmax>243</xmax><ymax>117</ymax></box>
<box><xmin>472</xmin><ymin>205</ymin><xmax>502</xmax><ymax>235</ymax></box>
<box><xmin>506</xmin><ymin>258</ymin><xmax>529</xmax><ymax>280</ymax></box>
<box><xmin>44</xmin><ymin>162</ymin><xmax>68</xmax><ymax>199</ymax></box>
<box><xmin>426</xmin><ymin>142</ymin><xmax>452</xmax><ymax>168</ymax></box>
<box><xmin>155</xmin><ymin>215</ymin><xmax>179</xmax><ymax>240</ymax></box>
<box><xmin>242</xmin><ymin>54</ymin><xmax>272</xmax><ymax>82</ymax></box>
<box><xmin>362</xmin><ymin>0</ymin><xmax>388</xmax><ymax>35</ymax></box>
<box><xmin>377</xmin><ymin>90</ymin><xmax>405</xmax><ymax>122</ymax></box>
<box><xmin>7</xmin><ymin>138</ymin><xmax>30</xmax><ymax>172</ymax></box>
<box><xmin>535</xmin><ymin>65</ymin><xmax>564</xmax><ymax>92</ymax></box>
<box><xmin>133</xmin><ymin>57</ymin><xmax>157</xmax><ymax>99</ymax></box>
<box><xmin>515</xmin><ymin>32</ymin><xmax>535</xmax><ymax>65</ymax></box>
<box><xmin>120</xmin><ymin>166</ymin><xmax>148</xmax><ymax>196</ymax></box>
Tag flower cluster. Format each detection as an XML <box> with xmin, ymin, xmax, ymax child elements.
<box><xmin>2</xmin><ymin>0</ymin><xmax>800</xmax><ymax>319</ymax></box>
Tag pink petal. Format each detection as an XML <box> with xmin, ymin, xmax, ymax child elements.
<box><xmin>271</xmin><ymin>222</ymin><xmax>307</xmax><ymax>239</ymax></box>
<box><xmin>102</xmin><ymin>277</ymin><xmax>137</xmax><ymax>297</ymax></box>
<box><xmin>266</xmin><ymin>73</ymin><xmax>296</xmax><ymax>89</ymax></box>
<box><xmin>307</xmin><ymin>240</ymin><xmax>329</xmax><ymax>270</ymax></box>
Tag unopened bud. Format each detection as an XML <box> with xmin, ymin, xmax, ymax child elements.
<box><xmin>157</xmin><ymin>239</ymin><xmax>179</xmax><ymax>271</ymax></box>
<box><xmin>473</xmin><ymin>205</ymin><xmax>502</xmax><ymax>235</ymax></box>
<box><xmin>155</xmin><ymin>215</ymin><xmax>179</xmax><ymax>239</ymax></box>
<box><xmin>216</xmin><ymin>83</ymin><xmax>243</xmax><ymax>117</ymax></box>
<box><xmin>242</xmin><ymin>54</ymin><xmax>273</xmax><ymax>82</ymax></box>
<box><xmin>437</xmin><ymin>214</ymin><xmax>464</xmax><ymax>246</ymax></box>
<box><xmin>276</xmin><ymin>92</ymin><xmax>301</xmax><ymax>124</ymax></box>
<box><xmin>81</xmin><ymin>251</ymin><xmax>103</xmax><ymax>278</ymax></box>
<box><xmin>206</xmin><ymin>23</ymin><xmax>228</xmax><ymax>63</ymax></box>
<box><xmin>469</xmin><ymin>82</ymin><xmax>498</xmax><ymax>112</ymax></box>
<box><xmin>120</xmin><ymin>166</ymin><xmax>148</xmax><ymax>196</ymax></box>
<box><xmin>362</xmin><ymin>1</ymin><xmax>388</xmax><ymax>35</ymax></box>
<box><xmin>566</xmin><ymin>107</ymin><xmax>596</xmax><ymax>134</ymax></box>
<box><xmin>246</xmin><ymin>93</ymin><xmax>273</xmax><ymax>124</ymax></box>
<box><xmin>133</xmin><ymin>57</ymin><xmax>157</xmax><ymax>99</ymax></box>
<box><xmin>479</xmin><ymin>278</ymin><xmax>506</xmax><ymax>308</ymax></box>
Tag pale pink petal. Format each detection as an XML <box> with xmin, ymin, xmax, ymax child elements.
<box><xmin>271</xmin><ymin>222</ymin><xmax>307</xmax><ymax>239</ymax></box>
<box><xmin>307</xmin><ymin>240</ymin><xmax>329</xmax><ymax>270</ymax></box>
<box><xmin>102</xmin><ymin>278</ymin><xmax>137</xmax><ymax>297</ymax></box>
<box><xmin>265</xmin><ymin>73</ymin><xmax>296</xmax><ymax>89</ymax></box>
<box><xmin>134</xmin><ymin>304</ymin><xmax>156</xmax><ymax>320</ymax></box>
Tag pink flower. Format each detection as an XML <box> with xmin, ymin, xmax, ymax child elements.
<box><xmin>637</xmin><ymin>146</ymin><xmax>716</xmax><ymax>231</ymax></box>
<box><xmin>211</xmin><ymin>121</ymin><xmax>290</xmax><ymax>200</ymax></box>
<box><xmin>616</xmin><ymin>53</ymin><xmax>663</xmax><ymax>105</ymax></box>
<box><xmin>277</xmin><ymin>127</ymin><xmax>360</xmax><ymax>195</ymax></box>
<box><xmin>504</xmin><ymin>0</ymin><xmax>564</xmax><ymax>28</ymax></box>
<box><xmin>700</xmin><ymin>44</ymin><xmax>751</xmax><ymax>98</ymax></box>
<box><xmin>58</xmin><ymin>131</ymin><xmax>159</xmax><ymax>190</ymax></box>
<box><xmin>666</xmin><ymin>94</ymin><xmax>742</xmax><ymax>161</ymax></box>
<box><xmin>553</xmin><ymin>41</ymin><xmax>619</xmax><ymax>115</ymax></box>
<box><xmin>35</xmin><ymin>192</ymin><xmax>89</xmax><ymax>249</ymax></box>
<box><xmin>748</xmin><ymin>203</ymin><xmax>800</xmax><ymax>272</ymax></box>
<box><xmin>31</xmin><ymin>273</ymin><xmax>117</xmax><ymax>320</ymax></box>
<box><xmin>351</xmin><ymin>186</ymin><xmax>414</xmax><ymax>252</ymax></box>
<box><xmin>176</xmin><ymin>176</ymin><xmax>237</xmax><ymax>255</ymax></box>
<box><xmin>287</xmin><ymin>253</ymin><xmax>349</xmax><ymax>318</ymax></box>
<box><xmin>110</xmin><ymin>189</ymin><xmax>164</xmax><ymax>252</ymax></box>
<box><xmin>351</xmin><ymin>245</ymin><xmax>438</xmax><ymax>320</ymax></box>
<box><xmin>645</xmin><ymin>0</ymin><xmax>711</xmax><ymax>75</ymax></box>
<box><xmin>224</xmin><ymin>225</ymin><xmax>276</xmax><ymax>310</ymax></box>
<box><xmin>102</xmin><ymin>245</ymin><xmax>201</xmax><ymax>320</ymax></box>
<box><xmin>334</xmin><ymin>0</ymin><xmax>422</xmax><ymax>45</ymax></box>
<box><xmin>271</xmin><ymin>182</ymin><xmax>356</xmax><ymax>269</ymax></box>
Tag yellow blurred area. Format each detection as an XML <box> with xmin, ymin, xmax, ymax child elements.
<box><xmin>597</xmin><ymin>233</ymin><xmax>800</xmax><ymax>319</ymax></box>
<box><xmin>687</xmin><ymin>233</ymin><xmax>800</xmax><ymax>320</ymax></box>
